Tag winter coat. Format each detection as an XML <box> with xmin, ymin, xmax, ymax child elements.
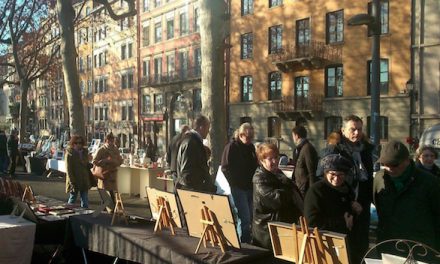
<box><xmin>93</xmin><ymin>144</ymin><xmax>123</xmax><ymax>191</ymax></box>
<box><xmin>373</xmin><ymin>161</ymin><xmax>440</xmax><ymax>250</ymax></box>
<box><xmin>176</xmin><ymin>131</ymin><xmax>215</xmax><ymax>192</ymax></box>
<box><xmin>7</xmin><ymin>135</ymin><xmax>18</xmax><ymax>157</ymax></box>
<box><xmin>0</xmin><ymin>134</ymin><xmax>7</xmax><ymax>156</ymax></box>
<box><xmin>221</xmin><ymin>139</ymin><xmax>258</xmax><ymax>190</ymax></box>
<box><xmin>292</xmin><ymin>139</ymin><xmax>319</xmax><ymax>196</ymax></box>
<box><xmin>252</xmin><ymin>167</ymin><xmax>304</xmax><ymax>249</ymax></box>
<box><xmin>65</xmin><ymin>147</ymin><xmax>91</xmax><ymax>193</ymax></box>
<box><xmin>415</xmin><ymin>160</ymin><xmax>440</xmax><ymax>178</ymax></box>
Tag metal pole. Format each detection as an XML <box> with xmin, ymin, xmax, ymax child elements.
<box><xmin>371</xmin><ymin>0</ymin><xmax>381</xmax><ymax>170</ymax></box>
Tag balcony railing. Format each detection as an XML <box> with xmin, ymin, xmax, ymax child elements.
<box><xmin>273</xmin><ymin>95</ymin><xmax>323</xmax><ymax>120</ymax></box>
<box><xmin>270</xmin><ymin>41</ymin><xmax>342</xmax><ymax>72</ymax></box>
<box><xmin>141</xmin><ymin>66</ymin><xmax>201</xmax><ymax>86</ymax></box>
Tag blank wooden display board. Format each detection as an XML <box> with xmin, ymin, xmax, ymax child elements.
<box><xmin>268</xmin><ymin>221</ymin><xmax>349</xmax><ymax>264</ymax></box>
<box><xmin>146</xmin><ymin>187</ymin><xmax>182</xmax><ymax>228</ymax></box>
<box><xmin>177</xmin><ymin>189</ymin><xmax>240</xmax><ymax>249</ymax></box>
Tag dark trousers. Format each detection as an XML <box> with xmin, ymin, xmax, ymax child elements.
<box><xmin>7</xmin><ymin>153</ymin><xmax>16</xmax><ymax>176</ymax></box>
<box><xmin>0</xmin><ymin>153</ymin><xmax>8</xmax><ymax>173</ymax></box>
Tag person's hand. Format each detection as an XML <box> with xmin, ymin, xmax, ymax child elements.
<box><xmin>351</xmin><ymin>201</ymin><xmax>363</xmax><ymax>216</ymax></box>
<box><xmin>344</xmin><ymin>212</ymin><xmax>353</xmax><ymax>231</ymax></box>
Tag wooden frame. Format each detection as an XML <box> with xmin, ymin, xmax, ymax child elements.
<box><xmin>145</xmin><ymin>186</ymin><xmax>182</xmax><ymax>228</ymax></box>
<box><xmin>268</xmin><ymin>219</ymin><xmax>349</xmax><ymax>264</ymax></box>
<box><xmin>177</xmin><ymin>189</ymin><xmax>240</xmax><ymax>250</ymax></box>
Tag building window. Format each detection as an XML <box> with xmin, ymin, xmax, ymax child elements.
<box><xmin>143</xmin><ymin>60</ymin><xmax>150</xmax><ymax>78</ymax></box>
<box><xmin>154</xmin><ymin>57</ymin><xmax>162</xmax><ymax>82</ymax></box>
<box><xmin>295</xmin><ymin>76</ymin><xmax>309</xmax><ymax>109</ymax></box>
<box><xmin>194</xmin><ymin>48</ymin><xmax>201</xmax><ymax>76</ymax></box>
<box><xmin>240</xmin><ymin>116</ymin><xmax>252</xmax><ymax>124</ymax></box>
<box><xmin>367</xmin><ymin>58</ymin><xmax>389</xmax><ymax>95</ymax></box>
<box><xmin>241</xmin><ymin>75</ymin><xmax>253</xmax><ymax>102</ymax></box>
<box><xmin>154</xmin><ymin>0</ymin><xmax>161</xmax><ymax>8</ymax></box>
<box><xmin>324</xmin><ymin>116</ymin><xmax>342</xmax><ymax>139</ymax></box>
<box><xmin>325</xmin><ymin>65</ymin><xmax>343</xmax><ymax>97</ymax></box>
<box><xmin>194</xmin><ymin>8</ymin><xmax>200</xmax><ymax>32</ymax></box>
<box><xmin>269</xmin><ymin>25</ymin><xmax>282</xmax><ymax>54</ymax></box>
<box><xmin>241</xmin><ymin>0</ymin><xmax>253</xmax><ymax>16</ymax></box>
<box><xmin>121</xmin><ymin>72</ymin><xmax>134</xmax><ymax>89</ymax></box>
<box><xmin>154</xmin><ymin>22</ymin><xmax>162</xmax><ymax>43</ymax></box>
<box><xmin>94</xmin><ymin>78</ymin><xmax>108</xmax><ymax>93</ymax></box>
<box><xmin>143</xmin><ymin>0</ymin><xmax>149</xmax><ymax>12</ymax></box>
<box><xmin>326</xmin><ymin>10</ymin><xmax>344</xmax><ymax>44</ymax></box>
<box><xmin>142</xmin><ymin>25</ymin><xmax>150</xmax><ymax>46</ymax></box>
<box><xmin>154</xmin><ymin>94</ymin><xmax>163</xmax><ymax>112</ymax></box>
<box><xmin>166</xmin><ymin>54</ymin><xmax>175</xmax><ymax>77</ymax></box>
<box><xmin>143</xmin><ymin>95</ymin><xmax>151</xmax><ymax>113</ymax></box>
<box><xmin>179</xmin><ymin>11</ymin><xmax>188</xmax><ymax>35</ymax></box>
<box><xmin>269</xmin><ymin>0</ymin><xmax>282</xmax><ymax>8</ymax></box>
<box><xmin>121</xmin><ymin>105</ymin><xmax>133</xmax><ymax>121</ymax></box>
<box><xmin>179</xmin><ymin>51</ymin><xmax>188</xmax><ymax>78</ymax></box>
<box><xmin>121</xmin><ymin>43</ymin><xmax>132</xmax><ymax>60</ymax></box>
<box><xmin>367</xmin><ymin>116</ymin><xmax>388</xmax><ymax>140</ymax></box>
<box><xmin>268</xmin><ymin>71</ymin><xmax>282</xmax><ymax>100</ymax></box>
<box><xmin>166</xmin><ymin>17</ymin><xmax>174</xmax><ymax>39</ymax></box>
<box><xmin>368</xmin><ymin>0</ymin><xmax>389</xmax><ymax>35</ymax></box>
<box><xmin>268</xmin><ymin>116</ymin><xmax>281</xmax><ymax>138</ymax></box>
<box><xmin>193</xmin><ymin>88</ymin><xmax>202</xmax><ymax>112</ymax></box>
<box><xmin>240</xmin><ymin>32</ymin><xmax>253</xmax><ymax>59</ymax></box>
<box><xmin>296</xmin><ymin>18</ymin><xmax>310</xmax><ymax>46</ymax></box>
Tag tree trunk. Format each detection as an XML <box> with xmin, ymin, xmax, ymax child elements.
<box><xmin>200</xmin><ymin>0</ymin><xmax>227</xmax><ymax>173</ymax></box>
<box><xmin>18</xmin><ymin>81</ymin><xmax>30</xmax><ymax>143</ymax></box>
<box><xmin>56</xmin><ymin>0</ymin><xmax>85</xmax><ymax>137</ymax></box>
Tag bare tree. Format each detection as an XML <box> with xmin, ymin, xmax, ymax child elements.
<box><xmin>56</xmin><ymin>0</ymin><xmax>135</xmax><ymax>137</ymax></box>
<box><xmin>0</xmin><ymin>0</ymin><xmax>60</xmax><ymax>142</ymax></box>
<box><xmin>200</xmin><ymin>0</ymin><xmax>227</xmax><ymax>172</ymax></box>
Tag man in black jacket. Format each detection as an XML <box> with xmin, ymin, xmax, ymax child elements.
<box><xmin>176</xmin><ymin>115</ymin><xmax>216</xmax><ymax>192</ymax></box>
<box><xmin>291</xmin><ymin>125</ymin><xmax>319</xmax><ymax>196</ymax></box>
<box><xmin>0</xmin><ymin>130</ymin><xmax>8</xmax><ymax>175</ymax></box>
<box><xmin>7</xmin><ymin>129</ymin><xmax>19</xmax><ymax>178</ymax></box>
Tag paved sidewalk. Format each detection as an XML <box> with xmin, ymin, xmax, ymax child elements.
<box><xmin>7</xmin><ymin>166</ymin><xmax>152</xmax><ymax>219</ymax></box>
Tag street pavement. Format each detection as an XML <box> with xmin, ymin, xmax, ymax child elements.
<box><xmin>8</xmin><ymin>165</ymin><xmax>152</xmax><ymax>219</ymax></box>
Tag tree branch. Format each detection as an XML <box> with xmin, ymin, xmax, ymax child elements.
<box><xmin>94</xmin><ymin>0</ymin><xmax>136</xmax><ymax>20</ymax></box>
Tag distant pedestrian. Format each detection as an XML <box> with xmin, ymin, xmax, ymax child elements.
<box><xmin>221</xmin><ymin>122</ymin><xmax>258</xmax><ymax>243</ymax></box>
<box><xmin>7</xmin><ymin>129</ymin><xmax>19</xmax><ymax>178</ymax></box>
<box><xmin>291</xmin><ymin>126</ymin><xmax>319</xmax><ymax>196</ymax></box>
<box><xmin>145</xmin><ymin>135</ymin><xmax>157</xmax><ymax>162</ymax></box>
<box><xmin>65</xmin><ymin>135</ymin><xmax>91</xmax><ymax>208</ymax></box>
<box><xmin>414</xmin><ymin>145</ymin><xmax>440</xmax><ymax>178</ymax></box>
<box><xmin>176</xmin><ymin>115</ymin><xmax>216</xmax><ymax>192</ymax></box>
<box><xmin>0</xmin><ymin>130</ymin><xmax>8</xmax><ymax>174</ymax></box>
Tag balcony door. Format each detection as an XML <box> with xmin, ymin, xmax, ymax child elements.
<box><xmin>294</xmin><ymin>76</ymin><xmax>309</xmax><ymax>110</ymax></box>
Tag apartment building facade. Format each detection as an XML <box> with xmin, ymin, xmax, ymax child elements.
<box><xmin>229</xmin><ymin>0</ymin><xmax>412</xmax><ymax>154</ymax></box>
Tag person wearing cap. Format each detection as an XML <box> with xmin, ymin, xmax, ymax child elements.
<box><xmin>316</xmin><ymin>114</ymin><xmax>374</xmax><ymax>263</ymax></box>
<box><xmin>305</xmin><ymin>154</ymin><xmax>362</xmax><ymax>263</ymax></box>
<box><xmin>374</xmin><ymin>140</ymin><xmax>440</xmax><ymax>253</ymax></box>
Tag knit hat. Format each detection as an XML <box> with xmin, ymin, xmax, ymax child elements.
<box><xmin>320</xmin><ymin>154</ymin><xmax>353</xmax><ymax>173</ymax></box>
<box><xmin>378</xmin><ymin>140</ymin><xmax>409</xmax><ymax>165</ymax></box>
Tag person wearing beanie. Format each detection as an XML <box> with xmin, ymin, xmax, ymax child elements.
<box><xmin>374</xmin><ymin>140</ymin><xmax>440</xmax><ymax>257</ymax></box>
<box><xmin>304</xmin><ymin>154</ymin><xmax>362</xmax><ymax>263</ymax></box>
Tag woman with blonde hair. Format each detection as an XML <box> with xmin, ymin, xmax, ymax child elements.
<box><xmin>415</xmin><ymin>145</ymin><xmax>440</xmax><ymax>178</ymax></box>
<box><xmin>65</xmin><ymin>135</ymin><xmax>91</xmax><ymax>208</ymax></box>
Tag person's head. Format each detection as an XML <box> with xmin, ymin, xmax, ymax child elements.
<box><xmin>378</xmin><ymin>140</ymin><xmax>410</xmax><ymax>177</ymax></box>
<box><xmin>415</xmin><ymin>145</ymin><xmax>438</xmax><ymax>169</ymax></box>
<box><xmin>69</xmin><ymin>135</ymin><xmax>85</xmax><ymax>150</ymax></box>
<box><xmin>341</xmin><ymin>115</ymin><xmax>363</xmax><ymax>143</ymax></box>
<box><xmin>292</xmin><ymin>126</ymin><xmax>307</xmax><ymax>144</ymax></box>
<box><xmin>327</xmin><ymin>131</ymin><xmax>342</xmax><ymax>146</ymax></box>
<box><xmin>256</xmin><ymin>143</ymin><xmax>280</xmax><ymax>173</ymax></box>
<box><xmin>320</xmin><ymin>154</ymin><xmax>352</xmax><ymax>187</ymax></box>
<box><xmin>238</xmin><ymin>122</ymin><xmax>254</xmax><ymax>145</ymax></box>
<box><xmin>193</xmin><ymin>115</ymin><xmax>210</xmax><ymax>139</ymax></box>
<box><xmin>180</xmin><ymin>125</ymin><xmax>190</xmax><ymax>135</ymax></box>
<box><xmin>105</xmin><ymin>133</ymin><xmax>115</xmax><ymax>145</ymax></box>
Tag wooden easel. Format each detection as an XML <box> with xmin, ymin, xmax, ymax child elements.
<box><xmin>21</xmin><ymin>185</ymin><xmax>36</xmax><ymax>203</ymax></box>
<box><xmin>195</xmin><ymin>206</ymin><xmax>227</xmax><ymax>254</ymax></box>
<box><xmin>153</xmin><ymin>196</ymin><xmax>176</xmax><ymax>235</ymax></box>
<box><xmin>111</xmin><ymin>192</ymin><xmax>128</xmax><ymax>225</ymax></box>
<box><xmin>297</xmin><ymin>217</ymin><xmax>330</xmax><ymax>264</ymax></box>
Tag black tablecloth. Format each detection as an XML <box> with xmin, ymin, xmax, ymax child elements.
<box><xmin>70</xmin><ymin>214</ymin><xmax>272</xmax><ymax>264</ymax></box>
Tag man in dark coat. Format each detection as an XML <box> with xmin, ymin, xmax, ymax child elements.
<box><xmin>176</xmin><ymin>115</ymin><xmax>216</xmax><ymax>193</ymax></box>
<box><xmin>166</xmin><ymin>124</ymin><xmax>190</xmax><ymax>182</ymax></box>
<box><xmin>7</xmin><ymin>129</ymin><xmax>19</xmax><ymax>178</ymax></box>
<box><xmin>374</xmin><ymin>140</ymin><xmax>440</xmax><ymax>256</ymax></box>
<box><xmin>318</xmin><ymin>115</ymin><xmax>374</xmax><ymax>263</ymax></box>
<box><xmin>0</xmin><ymin>130</ymin><xmax>8</xmax><ymax>174</ymax></box>
<box><xmin>291</xmin><ymin>125</ymin><xmax>319</xmax><ymax>196</ymax></box>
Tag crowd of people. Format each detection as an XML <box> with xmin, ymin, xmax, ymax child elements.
<box><xmin>58</xmin><ymin>112</ymin><xmax>439</xmax><ymax>263</ymax></box>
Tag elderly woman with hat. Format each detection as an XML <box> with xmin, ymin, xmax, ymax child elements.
<box><xmin>305</xmin><ymin>154</ymin><xmax>362</xmax><ymax>239</ymax></box>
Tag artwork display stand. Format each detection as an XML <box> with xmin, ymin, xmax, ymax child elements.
<box><xmin>153</xmin><ymin>196</ymin><xmax>176</xmax><ymax>235</ymax></box>
<box><xmin>111</xmin><ymin>192</ymin><xmax>128</xmax><ymax>225</ymax></box>
<box><xmin>195</xmin><ymin>206</ymin><xmax>227</xmax><ymax>254</ymax></box>
<box><xmin>21</xmin><ymin>185</ymin><xmax>35</xmax><ymax>203</ymax></box>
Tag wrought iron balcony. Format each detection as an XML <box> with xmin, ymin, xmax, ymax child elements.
<box><xmin>141</xmin><ymin>66</ymin><xmax>202</xmax><ymax>87</ymax></box>
<box><xmin>273</xmin><ymin>95</ymin><xmax>323</xmax><ymax>120</ymax></box>
<box><xmin>270</xmin><ymin>41</ymin><xmax>342</xmax><ymax>72</ymax></box>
